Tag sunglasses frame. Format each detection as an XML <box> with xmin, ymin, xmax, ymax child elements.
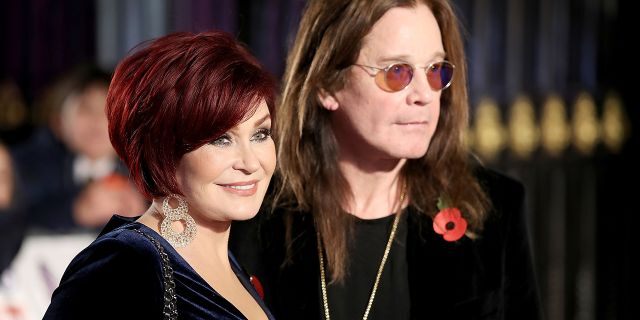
<box><xmin>353</xmin><ymin>60</ymin><xmax>455</xmax><ymax>92</ymax></box>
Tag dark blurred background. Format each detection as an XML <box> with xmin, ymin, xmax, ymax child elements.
<box><xmin>1</xmin><ymin>0</ymin><xmax>637</xmax><ymax>319</ymax></box>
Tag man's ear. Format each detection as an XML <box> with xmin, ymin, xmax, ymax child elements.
<box><xmin>317</xmin><ymin>89</ymin><xmax>339</xmax><ymax>111</ymax></box>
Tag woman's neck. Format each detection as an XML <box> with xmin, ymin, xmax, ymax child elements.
<box><xmin>138</xmin><ymin>202</ymin><xmax>233</xmax><ymax>269</ymax></box>
<box><xmin>338</xmin><ymin>155</ymin><xmax>406</xmax><ymax>220</ymax></box>
<box><xmin>186</xmin><ymin>218</ymin><xmax>233</xmax><ymax>266</ymax></box>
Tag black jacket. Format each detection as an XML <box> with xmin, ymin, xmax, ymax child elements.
<box><xmin>230</xmin><ymin>168</ymin><xmax>542</xmax><ymax>319</ymax></box>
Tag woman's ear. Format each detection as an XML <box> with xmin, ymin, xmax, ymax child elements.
<box><xmin>317</xmin><ymin>89</ymin><xmax>339</xmax><ymax>111</ymax></box>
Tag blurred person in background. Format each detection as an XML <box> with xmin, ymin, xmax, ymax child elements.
<box><xmin>8</xmin><ymin>64</ymin><xmax>146</xmax><ymax>233</ymax></box>
<box><xmin>0</xmin><ymin>142</ymin><xmax>22</xmax><ymax>273</ymax></box>
<box><xmin>0</xmin><ymin>143</ymin><xmax>13</xmax><ymax>210</ymax></box>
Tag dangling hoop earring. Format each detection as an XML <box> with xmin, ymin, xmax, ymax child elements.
<box><xmin>160</xmin><ymin>195</ymin><xmax>196</xmax><ymax>247</ymax></box>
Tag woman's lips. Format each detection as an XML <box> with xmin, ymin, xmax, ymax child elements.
<box><xmin>218</xmin><ymin>180</ymin><xmax>259</xmax><ymax>196</ymax></box>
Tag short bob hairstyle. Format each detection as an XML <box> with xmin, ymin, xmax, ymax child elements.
<box><xmin>107</xmin><ymin>31</ymin><xmax>275</xmax><ymax>199</ymax></box>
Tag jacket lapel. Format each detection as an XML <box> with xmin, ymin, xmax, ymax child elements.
<box><xmin>406</xmin><ymin>208</ymin><xmax>501</xmax><ymax>319</ymax></box>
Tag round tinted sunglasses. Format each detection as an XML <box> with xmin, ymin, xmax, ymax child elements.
<box><xmin>353</xmin><ymin>61</ymin><xmax>455</xmax><ymax>92</ymax></box>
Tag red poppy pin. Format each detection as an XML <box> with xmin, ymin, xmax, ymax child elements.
<box><xmin>250</xmin><ymin>275</ymin><xmax>265</xmax><ymax>300</ymax></box>
<box><xmin>433</xmin><ymin>197</ymin><xmax>467</xmax><ymax>242</ymax></box>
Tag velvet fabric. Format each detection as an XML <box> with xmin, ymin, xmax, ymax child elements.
<box><xmin>230</xmin><ymin>168</ymin><xmax>542</xmax><ymax>319</ymax></box>
<box><xmin>44</xmin><ymin>215</ymin><xmax>274</xmax><ymax>320</ymax></box>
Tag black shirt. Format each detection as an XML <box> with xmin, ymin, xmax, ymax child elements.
<box><xmin>325</xmin><ymin>213</ymin><xmax>410</xmax><ymax>320</ymax></box>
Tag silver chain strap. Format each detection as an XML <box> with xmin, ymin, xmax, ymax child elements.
<box><xmin>134</xmin><ymin>229</ymin><xmax>179</xmax><ymax>320</ymax></box>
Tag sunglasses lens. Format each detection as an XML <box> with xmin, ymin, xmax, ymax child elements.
<box><xmin>427</xmin><ymin>62</ymin><xmax>454</xmax><ymax>91</ymax></box>
<box><xmin>384</xmin><ymin>64</ymin><xmax>413</xmax><ymax>91</ymax></box>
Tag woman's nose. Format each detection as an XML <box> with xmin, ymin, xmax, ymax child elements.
<box><xmin>232</xmin><ymin>143</ymin><xmax>260</xmax><ymax>174</ymax></box>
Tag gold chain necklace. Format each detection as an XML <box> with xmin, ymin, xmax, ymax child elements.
<box><xmin>317</xmin><ymin>192</ymin><xmax>405</xmax><ymax>320</ymax></box>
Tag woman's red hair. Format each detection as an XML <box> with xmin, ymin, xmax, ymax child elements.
<box><xmin>107</xmin><ymin>31</ymin><xmax>275</xmax><ymax>199</ymax></box>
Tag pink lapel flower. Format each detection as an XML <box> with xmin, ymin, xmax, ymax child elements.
<box><xmin>433</xmin><ymin>198</ymin><xmax>467</xmax><ymax>242</ymax></box>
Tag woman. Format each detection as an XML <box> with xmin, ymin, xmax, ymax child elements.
<box><xmin>45</xmin><ymin>31</ymin><xmax>276</xmax><ymax>319</ymax></box>
<box><xmin>231</xmin><ymin>0</ymin><xmax>541</xmax><ymax>319</ymax></box>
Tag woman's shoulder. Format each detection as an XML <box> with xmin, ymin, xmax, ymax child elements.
<box><xmin>59</xmin><ymin>217</ymin><xmax>164</xmax><ymax>285</ymax></box>
<box><xmin>81</xmin><ymin>216</ymin><xmax>162</xmax><ymax>261</ymax></box>
<box><xmin>45</xmin><ymin>216</ymin><xmax>165</xmax><ymax>318</ymax></box>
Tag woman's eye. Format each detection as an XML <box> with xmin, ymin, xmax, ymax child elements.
<box><xmin>251</xmin><ymin>128</ymin><xmax>272</xmax><ymax>142</ymax></box>
<box><xmin>211</xmin><ymin>134</ymin><xmax>232</xmax><ymax>147</ymax></box>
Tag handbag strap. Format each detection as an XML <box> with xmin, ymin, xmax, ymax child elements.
<box><xmin>134</xmin><ymin>229</ymin><xmax>179</xmax><ymax>320</ymax></box>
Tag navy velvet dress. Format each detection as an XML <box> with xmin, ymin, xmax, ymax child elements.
<box><xmin>44</xmin><ymin>215</ymin><xmax>274</xmax><ymax>319</ymax></box>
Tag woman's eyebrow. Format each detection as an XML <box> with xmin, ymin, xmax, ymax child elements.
<box><xmin>253</xmin><ymin>113</ymin><xmax>271</xmax><ymax>126</ymax></box>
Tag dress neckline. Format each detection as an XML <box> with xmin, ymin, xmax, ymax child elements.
<box><xmin>104</xmin><ymin>215</ymin><xmax>274</xmax><ymax>320</ymax></box>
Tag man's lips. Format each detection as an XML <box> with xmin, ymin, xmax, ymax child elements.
<box><xmin>395</xmin><ymin>120</ymin><xmax>429</xmax><ymax>125</ymax></box>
